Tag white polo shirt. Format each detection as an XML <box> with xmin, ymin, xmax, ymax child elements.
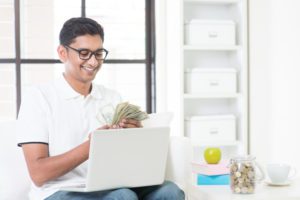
<box><xmin>17</xmin><ymin>75</ymin><xmax>121</xmax><ymax>200</ymax></box>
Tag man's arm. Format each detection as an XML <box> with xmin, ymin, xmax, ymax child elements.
<box><xmin>21</xmin><ymin>121</ymin><xmax>140</xmax><ymax>187</ymax></box>
<box><xmin>21</xmin><ymin>140</ymin><xmax>89</xmax><ymax>187</ymax></box>
<box><xmin>20</xmin><ymin>124</ymin><xmax>110</xmax><ymax>187</ymax></box>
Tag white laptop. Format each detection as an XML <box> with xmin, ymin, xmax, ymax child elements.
<box><xmin>61</xmin><ymin>126</ymin><xmax>170</xmax><ymax>192</ymax></box>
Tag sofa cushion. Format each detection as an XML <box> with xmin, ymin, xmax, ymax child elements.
<box><xmin>0</xmin><ymin>121</ymin><xmax>30</xmax><ymax>200</ymax></box>
<box><xmin>165</xmin><ymin>136</ymin><xmax>193</xmax><ymax>191</ymax></box>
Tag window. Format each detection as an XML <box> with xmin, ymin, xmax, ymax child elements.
<box><xmin>0</xmin><ymin>0</ymin><xmax>155</xmax><ymax>121</ymax></box>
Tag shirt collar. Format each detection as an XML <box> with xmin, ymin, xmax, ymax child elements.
<box><xmin>55</xmin><ymin>74</ymin><xmax>102</xmax><ymax>100</ymax></box>
<box><xmin>89</xmin><ymin>84</ymin><xmax>102</xmax><ymax>100</ymax></box>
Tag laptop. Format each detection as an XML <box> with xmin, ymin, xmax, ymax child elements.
<box><xmin>61</xmin><ymin>126</ymin><xmax>170</xmax><ymax>192</ymax></box>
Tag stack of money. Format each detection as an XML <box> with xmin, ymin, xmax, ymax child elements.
<box><xmin>111</xmin><ymin>102</ymin><xmax>149</xmax><ymax>125</ymax></box>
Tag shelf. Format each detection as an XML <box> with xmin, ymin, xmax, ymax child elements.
<box><xmin>183</xmin><ymin>45</ymin><xmax>241</xmax><ymax>51</ymax></box>
<box><xmin>192</xmin><ymin>140</ymin><xmax>241</xmax><ymax>147</ymax></box>
<box><xmin>179</xmin><ymin>0</ymin><xmax>248</xmax><ymax>157</ymax></box>
<box><xmin>184</xmin><ymin>93</ymin><xmax>240</xmax><ymax>99</ymax></box>
<box><xmin>184</xmin><ymin>0</ymin><xmax>240</xmax><ymax>4</ymax></box>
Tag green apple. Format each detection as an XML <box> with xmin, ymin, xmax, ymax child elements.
<box><xmin>204</xmin><ymin>147</ymin><xmax>222</xmax><ymax>164</ymax></box>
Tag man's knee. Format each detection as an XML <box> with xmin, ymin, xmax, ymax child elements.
<box><xmin>162</xmin><ymin>181</ymin><xmax>185</xmax><ymax>200</ymax></box>
<box><xmin>106</xmin><ymin>188</ymin><xmax>138</xmax><ymax>200</ymax></box>
<box><xmin>146</xmin><ymin>181</ymin><xmax>185</xmax><ymax>200</ymax></box>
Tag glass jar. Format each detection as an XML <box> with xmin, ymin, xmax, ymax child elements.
<box><xmin>230</xmin><ymin>155</ymin><xmax>264</xmax><ymax>194</ymax></box>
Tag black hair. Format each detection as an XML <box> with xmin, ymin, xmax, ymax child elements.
<box><xmin>59</xmin><ymin>17</ymin><xmax>104</xmax><ymax>46</ymax></box>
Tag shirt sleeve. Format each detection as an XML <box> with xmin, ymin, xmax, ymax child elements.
<box><xmin>17</xmin><ymin>86</ymin><xmax>50</xmax><ymax>146</ymax></box>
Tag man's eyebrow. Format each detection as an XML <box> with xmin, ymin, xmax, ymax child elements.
<box><xmin>76</xmin><ymin>48</ymin><xmax>90</xmax><ymax>51</ymax></box>
<box><xmin>77</xmin><ymin>48</ymin><xmax>104</xmax><ymax>51</ymax></box>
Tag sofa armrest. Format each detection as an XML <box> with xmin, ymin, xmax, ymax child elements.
<box><xmin>165</xmin><ymin>136</ymin><xmax>193</xmax><ymax>192</ymax></box>
<box><xmin>0</xmin><ymin>121</ymin><xmax>30</xmax><ymax>200</ymax></box>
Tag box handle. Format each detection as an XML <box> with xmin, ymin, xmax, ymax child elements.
<box><xmin>209</xmin><ymin>80</ymin><xmax>220</xmax><ymax>86</ymax></box>
<box><xmin>209</xmin><ymin>128</ymin><xmax>219</xmax><ymax>135</ymax></box>
<box><xmin>208</xmin><ymin>31</ymin><xmax>218</xmax><ymax>38</ymax></box>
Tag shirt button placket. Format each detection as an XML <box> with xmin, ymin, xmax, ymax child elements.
<box><xmin>82</xmin><ymin>96</ymin><xmax>89</xmax><ymax>132</ymax></box>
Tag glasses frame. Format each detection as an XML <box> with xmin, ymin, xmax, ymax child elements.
<box><xmin>64</xmin><ymin>45</ymin><xmax>109</xmax><ymax>61</ymax></box>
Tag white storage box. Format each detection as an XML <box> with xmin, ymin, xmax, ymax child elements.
<box><xmin>184</xmin><ymin>19</ymin><xmax>236</xmax><ymax>45</ymax></box>
<box><xmin>185</xmin><ymin>68</ymin><xmax>237</xmax><ymax>94</ymax></box>
<box><xmin>185</xmin><ymin>115</ymin><xmax>236</xmax><ymax>142</ymax></box>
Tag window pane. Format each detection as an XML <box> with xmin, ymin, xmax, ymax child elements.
<box><xmin>53</xmin><ymin>0</ymin><xmax>82</xmax><ymax>51</ymax></box>
<box><xmin>21</xmin><ymin>63</ymin><xmax>64</xmax><ymax>86</ymax></box>
<box><xmin>21</xmin><ymin>0</ymin><xmax>81</xmax><ymax>59</ymax></box>
<box><xmin>0</xmin><ymin>64</ymin><xmax>16</xmax><ymax>120</ymax></box>
<box><xmin>0</xmin><ymin>0</ymin><xmax>15</xmax><ymax>58</ymax></box>
<box><xmin>86</xmin><ymin>0</ymin><xmax>145</xmax><ymax>60</ymax></box>
<box><xmin>94</xmin><ymin>64</ymin><xmax>146</xmax><ymax>110</ymax></box>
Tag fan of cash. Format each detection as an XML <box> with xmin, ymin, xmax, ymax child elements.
<box><xmin>111</xmin><ymin>102</ymin><xmax>149</xmax><ymax>125</ymax></box>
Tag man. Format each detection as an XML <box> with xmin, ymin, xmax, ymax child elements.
<box><xmin>17</xmin><ymin>17</ymin><xmax>185</xmax><ymax>200</ymax></box>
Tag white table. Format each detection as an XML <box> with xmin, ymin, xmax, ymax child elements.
<box><xmin>188</xmin><ymin>178</ymin><xmax>300</xmax><ymax>200</ymax></box>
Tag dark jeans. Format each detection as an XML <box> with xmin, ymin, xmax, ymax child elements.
<box><xmin>45</xmin><ymin>181</ymin><xmax>185</xmax><ymax>200</ymax></box>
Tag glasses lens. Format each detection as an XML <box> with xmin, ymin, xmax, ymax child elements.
<box><xmin>77</xmin><ymin>48</ymin><xmax>108</xmax><ymax>60</ymax></box>
<box><xmin>95</xmin><ymin>50</ymin><xmax>106</xmax><ymax>60</ymax></box>
<box><xmin>79</xmin><ymin>49</ymin><xmax>91</xmax><ymax>60</ymax></box>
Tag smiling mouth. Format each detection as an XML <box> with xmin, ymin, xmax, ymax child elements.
<box><xmin>81</xmin><ymin>65</ymin><xmax>98</xmax><ymax>72</ymax></box>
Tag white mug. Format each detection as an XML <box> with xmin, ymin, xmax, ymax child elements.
<box><xmin>266</xmin><ymin>163</ymin><xmax>297</xmax><ymax>184</ymax></box>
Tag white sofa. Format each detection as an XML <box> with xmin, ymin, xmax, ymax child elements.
<box><xmin>0</xmin><ymin>121</ymin><xmax>193</xmax><ymax>200</ymax></box>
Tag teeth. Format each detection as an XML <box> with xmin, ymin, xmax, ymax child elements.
<box><xmin>82</xmin><ymin>66</ymin><xmax>95</xmax><ymax>71</ymax></box>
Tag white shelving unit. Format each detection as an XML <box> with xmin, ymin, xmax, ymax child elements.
<box><xmin>183</xmin><ymin>45</ymin><xmax>241</xmax><ymax>51</ymax></box>
<box><xmin>181</xmin><ymin>0</ymin><xmax>248</xmax><ymax>162</ymax></box>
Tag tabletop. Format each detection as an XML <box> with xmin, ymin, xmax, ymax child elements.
<box><xmin>188</xmin><ymin>178</ymin><xmax>300</xmax><ymax>200</ymax></box>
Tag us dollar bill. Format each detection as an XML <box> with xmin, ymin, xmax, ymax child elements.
<box><xmin>111</xmin><ymin>102</ymin><xmax>149</xmax><ymax>125</ymax></box>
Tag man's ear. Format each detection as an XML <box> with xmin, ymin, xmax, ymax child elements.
<box><xmin>57</xmin><ymin>45</ymin><xmax>67</xmax><ymax>63</ymax></box>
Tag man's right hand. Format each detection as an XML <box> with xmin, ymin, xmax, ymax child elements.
<box><xmin>88</xmin><ymin>125</ymin><xmax>111</xmax><ymax>140</ymax></box>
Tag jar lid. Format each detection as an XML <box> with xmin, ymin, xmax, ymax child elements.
<box><xmin>230</xmin><ymin>155</ymin><xmax>256</xmax><ymax>162</ymax></box>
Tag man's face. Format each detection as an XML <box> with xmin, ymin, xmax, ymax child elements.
<box><xmin>62</xmin><ymin>34</ymin><xmax>104</xmax><ymax>84</ymax></box>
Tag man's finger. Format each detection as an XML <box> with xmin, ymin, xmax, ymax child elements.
<box><xmin>122</xmin><ymin>119</ymin><xmax>142</xmax><ymax>127</ymax></box>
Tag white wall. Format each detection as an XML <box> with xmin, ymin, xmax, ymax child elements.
<box><xmin>156</xmin><ymin>0</ymin><xmax>183</xmax><ymax>137</ymax></box>
<box><xmin>250</xmin><ymin>0</ymin><xmax>300</xmax><ymax>171</ymax></box>
<box><xmin>155</xmin><ymin>0</ymin><xmax>167</xmax><ymax>112</ymax></box>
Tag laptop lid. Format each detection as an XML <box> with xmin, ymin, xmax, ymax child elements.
<box><xmin>85</xmin><ymin>126</ymin><xmax>170</xmax><ymax>191</ymax></box>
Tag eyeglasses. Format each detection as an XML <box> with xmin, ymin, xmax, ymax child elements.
<box><xmin>64</xmin><ymin>45</ymin><xmax>108</xmax><ymax>61</ymax></box>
